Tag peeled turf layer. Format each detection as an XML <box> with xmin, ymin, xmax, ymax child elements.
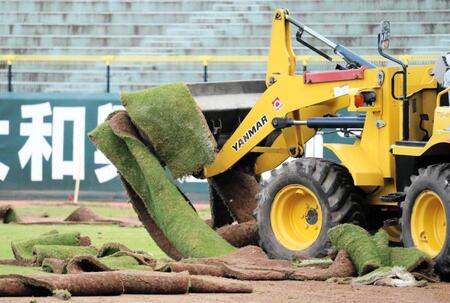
<box><xmin>329</xmin><ymin>224</ymin><xmax>434</xmax><ymax>276</ymax></box>
<box><xmin>32</xmin><ymin>245</ymin><xmax>98</xmax><ymax>265</ymax></box>
<box><xmin>328</xmin><ymin>224</ymin><xmax>382</xmax><ymax>275</ymax></box>
<box><xmin>89</xmin><ymin>112</ymin><xmax>234</xmax><ymax>258</ymax></box>
<box><xmin>121</xmin><ymin>83</ymin><xmax>216</xmax><ymax>178</ymax></box>
<box><xmin>11</xmin><ymin>232</ymin><xmax>89</xmax><ymax>264</ymax></box>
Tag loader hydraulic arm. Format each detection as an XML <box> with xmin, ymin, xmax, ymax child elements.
<box><xmin>266</xmin><ymin>8</ymin><xmax>375</xmax><ymax>86</ymax></box>
<box><xmin>285</xmin><ymin>11</ymin><xmax>376</xmax><ymax>69</ymax></box>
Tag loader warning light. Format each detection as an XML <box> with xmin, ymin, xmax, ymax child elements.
<box><xmin>355</xmin><ymin>91</ymin><xmax>376</xmax><ymax>108</ymax></box>
<box><xmin>354</xmin><ymin>95</ymin><xmax>365</xmax><ymax>108</ymax></box>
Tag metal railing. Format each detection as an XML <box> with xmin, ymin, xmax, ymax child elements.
<box><xmin>0</xmin><ymin>54</ymin><xmax>439</xmax><ymax>93</ymax></box>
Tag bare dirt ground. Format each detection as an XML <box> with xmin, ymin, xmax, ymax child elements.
<box><xmin>0</xmin><ymin>280</ymin><xmax>449</xmax><ymax>303</ymax></box>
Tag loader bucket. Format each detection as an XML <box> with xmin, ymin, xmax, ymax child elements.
<box><xmin>187</xmin><ymin>80</ymin><xmax>266</xmax><ymax>149</ymax></box>
<box><xmin>186</xmin><ymin>80</ymin><xmax>266</xmax><ymax>228</ymax></box>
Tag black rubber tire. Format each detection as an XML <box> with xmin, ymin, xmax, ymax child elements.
<box><xmin>401</xmin><ymin>163</ymin><xmax>450</xmax><ymax>278</ymax></box>
<box><xmin>208</xmin><ymin>182</ymin><xmax>234</xmax><ymax>229</ymax></box>
<box><xmin>255</xmin><ymin>158</ymin><xmax>366</xmax><ymax>259</ymax></box>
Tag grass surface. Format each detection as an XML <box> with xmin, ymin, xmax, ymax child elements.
<box><xmin>11</xmin><ymin>232</ymin><xmax>82</xmax><ymax>263</ymax></box>
<box><xmin>0</xmin><ymin>224</ymin><xmax>166</xmax><ymax>260</ymax></box>
<box><xmin>0</xmin><ymin>264</ymin><xmax>45</xmax><ymax>275</ymax></box>
<box><xmin>0</xmin><ymin>204</ymin><xmax>211</xmax><ymax>275</ymax></box>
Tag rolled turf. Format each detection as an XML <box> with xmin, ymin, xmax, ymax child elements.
<box><xmin>32</xmin><ymin>245</ymin><xmax>98</xmax><ymax>265</ymax></box>
<box><xmin>89</xmin><ymin>111</ymin><xmax>235</xmax><ymax>258</ymax></box>
<box><xmin>0</xmin><ymin>205</ymin><xmax>16</xmax><ymax>223</ymax></box>
<box><xmin>41</xmin><ymin>258</ymin><xmax>68</xmax><ymax>274</ymax></box>
<box><xmin>329</xmin><ymin>224</ymin><xmax>434</xmax><ymax>276</ymax></box>
<box><xmin>97</xmin><ymin>242</ymin><xmax>132</xmax><ymax>257</ymax></box>
<box><xmin>120</xmin><ymin>83</ymin><xmax>216</xmax><ymax>178</ymax></box>
<box><xmin>0</xmin><ymin>271</ymin><xmax>253</xmax><ymax>296</ymax></box>
<box><xmin>328</xmin><ymin>224</ymin><xmax>382</xmax><ymax>275</ymax></box>
<box><xmin>11</xmin><ymin>232</ymin><xmax>90</xmax><ymax>264</ymax></box>
<box><xmin>90</xmin><ymin>111</ymin><xmax>183</xmax><ymax>260</ymax></box>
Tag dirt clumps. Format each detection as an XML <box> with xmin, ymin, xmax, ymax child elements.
<box><xmin>216</xmin><ymin>220</ymin><xmax>258</xmax><ymax>248</ymax></box>
<box><xmin>160</xmin><ymin>246</ymin><xmax>357</xmax><ymax>283</ymax></box>
<box><xmin>162</xmin><ymin>246</ymin><xmax>293</xmax><ymax>280</ymax></box>
<box><xmin>64</xmin><ymin>207</ymin><xmax>100</xmax><ymax>222</ymax></box>
<box><xmin>209</xmin><ymin>169</ymin><xmax>259</xmax><ymax>224</ymax></box>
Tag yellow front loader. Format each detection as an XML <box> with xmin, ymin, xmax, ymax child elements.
<box><xmin>199</xmin><ymin>9</ymin><xmax>450</xmax><ymax>276</ymax></box>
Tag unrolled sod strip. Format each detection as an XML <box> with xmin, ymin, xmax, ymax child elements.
<box><xmin>90</xmin><ymin>111</ymin><xmax>183</xmax><ymax>260</ymax></box>
<box><xmin>90</xmin><ymin>112</ymin><xmax>235</xmax><ymax>258</ymax></box>
<box><xmin>328</xmin><ymin>224</ymin><xmax>434</xmax><ymax>276</ymax></box>
<box><xmin>32</xmin><ymin>245</ymin><xmax>98</xmax><ymax>265</ymax></box>
<box><xmin>120</xmin><ymin>176</ymin><xmax>184</xmax><ymax>260</ymax></box>
<box><xmin>11</xmin><ymin>232</ymin><xmax>90</xmax><ymax>264</ymax></box>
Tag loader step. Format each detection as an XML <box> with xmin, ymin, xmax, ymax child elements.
<box><xmin>381</xmin><ymin>192</ymin><xmax>406</xmax><ymax>203</ymax></box>
<box><xmin>395</xmin><ymin>140</ymin><xmax>427</xmax><ymax>147</ymax></box>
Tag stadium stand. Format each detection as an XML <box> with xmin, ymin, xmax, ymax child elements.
<box><xmin>0</xmin><ymin>0</ymin><xmax>449</xmax><ymax>92</ymax></box>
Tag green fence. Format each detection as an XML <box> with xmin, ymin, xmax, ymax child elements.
<box><xmin>0</xmin><ymin>92</ymin><xmax>208</xmax><ymax>201</ymax></box>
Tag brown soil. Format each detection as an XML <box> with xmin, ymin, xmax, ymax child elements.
<box><xmin>0</xmin><ymin>271</ymin><xmax>252</xmax><ymax>297</ymax></box>
<box><xmin>15</xmin><ymin>205</ymin><xmax>142</xmax><ymax>227</ymax></box>
<box><xmin>162</xmin><ymin>247</ymin><xmax>357</xmax><ymax>283</ymax></box>
<box><xmin>64</xmin><ymin>206</ymin><xmax>142</xmax><ymax>227</ymax></box>
<box><xmin>65</xmin><ymin>255</ymin><xmax>112</xmax><ymax>274</ymax></box>
<box><xmin>160</xmin><ymin>262</ymin><xmax>225</xmax><ymax>277</ymax></box>
<box><xmin>118</xmin><ymin>271</ymin><xmax>190</xmax><ymax>294</ymax></box>
<box><xmin>189</xmin><ymin>275</ymin><xmax>252</xmax><ymax>293</ymax></box>
<box><xmin>209</xmin><ymin>168</ymin><xmax>259</xmax><ymax>223</ymax></box>
<box><xmin>164</xmin><ymin>246</ymin><xmax>293</xmax><ymax>280</ymax></box>
<box><xmin>216</xmin><ymin>220</ymin><xmax>258</xmax><ymax>247</ymax></box>
<box><xmin>1</xmin><ymin>281</ymin><xmax>449</xmax><ymax>303</ymax></box>
<box><xmin>208</xmin><ymin>183</ymin><xmax>235</xmax><ymax>228</ymax></box>
<box><xmin>64</xmin><ymin>207</ymin><xmax>101</xmax><ymax>222</ymax></box>
<box><xmin>0</xmin><ymin>272</ymin><xmax>124</xmax><ymax>296</ymax></box>
<box><xmin>42</xmin><ymin>258</ymin><xmax>67</xmax><ymax>274</ymax></box>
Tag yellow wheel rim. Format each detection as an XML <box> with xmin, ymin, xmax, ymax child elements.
<box><xmin>411</xmin><ymin>191</ymin><xmax>447</xmax><ymax>257</ymax></box>
<box><xmin>270</xmin><ymin>184</ymin><xmax>322</xmax><ymax>250</ymax></box>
